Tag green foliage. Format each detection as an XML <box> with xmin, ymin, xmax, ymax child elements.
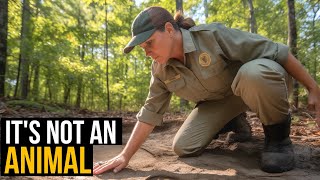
<box><xmin>4</xmin><ymin>0</ymin><xmax>320</xmax><ymax>112</ymax></box>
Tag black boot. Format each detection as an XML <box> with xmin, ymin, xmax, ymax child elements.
<box><xmin>215</xmin><ymin>112</ymin><xmax>252</xmax><ymax>142</ymax></box>
<box><xmin>261</xmin><ymin>115</ymin><xmax>295</xmax><ymax>173</ymax></box>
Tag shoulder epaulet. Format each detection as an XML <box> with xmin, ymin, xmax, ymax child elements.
<box><xmin>189</xmin><ymin>23</ymin><xmax>226</xmax><ymax>32</ymax></box>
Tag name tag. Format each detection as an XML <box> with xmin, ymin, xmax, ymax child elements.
<box><xmin>164</xmin><ymin>74</ymin><xmax>181</xmax><ymax>84</ymax></box>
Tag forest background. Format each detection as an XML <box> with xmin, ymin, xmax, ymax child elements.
<box><xmin>0</xmin><ymin>0</ymin><xmax>319</xmax><ymax>113</ymax></box>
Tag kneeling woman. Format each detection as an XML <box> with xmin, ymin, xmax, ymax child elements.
<box><xmin>93</xmin><ymin>6</ymin><xmax>320</xmax><ymax>174</ymax></box>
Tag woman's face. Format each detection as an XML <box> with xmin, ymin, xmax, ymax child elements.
<box><xmin>139</xmin><ymin>28</ymin><xmax>174</xmax><ymax>64</ymax></box>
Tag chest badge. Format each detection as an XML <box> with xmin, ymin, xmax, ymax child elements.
<box><xmin>199</xmin><ymin>52</ymin><xmax>211</xmax><ymax>67</ymax></box>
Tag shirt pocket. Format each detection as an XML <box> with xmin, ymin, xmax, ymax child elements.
<box><xmin>197</xmin><ymin>52</ymin><xmax>227</xmax><ymax>79</ymax></box>
<box><xmin>191</xmin><ymin>51</ymin><xmax>230</xmax><ymax>93</ymax></box>
<box><xmin>164</xmin><ymin>74</ymin><xmax>185</xmax><ymax>92</ymax></box>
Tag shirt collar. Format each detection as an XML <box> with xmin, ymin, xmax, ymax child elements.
<box><xmin>159</xmin><ymin>58</ymin><xmax>184</xmax><ymax>71</ymax></box>
<box><xmin>160</xmin><ymin>28</ymin><xmax>196</xmax><ymax>69</ymax></box>
<box><xmin>180</xmin><ymin>28</ymin><xmax>196</xmax><ymax>54</ymax></box>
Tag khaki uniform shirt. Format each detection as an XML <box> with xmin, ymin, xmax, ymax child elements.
<box><xmin>136</xmin><ymin>23</ymin><xmax>289</xmax><ymax>126</ymax></box>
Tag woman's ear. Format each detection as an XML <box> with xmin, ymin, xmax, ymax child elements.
<box><xmin>164</xmin><ymin>22</ymin><xmax>175</xmax><ymax>35</ymax></box>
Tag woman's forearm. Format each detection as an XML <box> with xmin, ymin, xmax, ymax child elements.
<box><xmin>283</xmin><ymin>53</ymin><xmax>318</xmax><ymax>91</ymax></box>
<box><xmin>121</xmin><ymin>121</ymin><xmax>155</xmax><ymax>159</ymax></box>
<box><xmin>283</xmin><ymin>52</ymin><xmax>320</xmax><ymax>127</ymax></box>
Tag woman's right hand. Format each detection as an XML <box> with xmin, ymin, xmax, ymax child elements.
<box><xmin>92</xmin><ymin>121</ymin><xmax>155</xmax><ymax>175</ymax></box>
<box><xmin>93</xmin><ymin>153</ymin><xmax>129</xmax><ymax>175</ymax></box>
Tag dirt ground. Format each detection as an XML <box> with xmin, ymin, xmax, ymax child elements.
<box><xmin>1</xmin><ymin>111</ymin><xmax>320</xmax><ymax>180</ymax></box>
<box><xmin>91</xmin><ymin>112</ymin><xmax>320</xmax><ymax>180</ymax></box>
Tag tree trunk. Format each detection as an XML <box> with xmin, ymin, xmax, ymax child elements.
<box><xmin>176</xmin><ymin>0</ymin><xmax>183</xmax><ymax>13</ymax></box>
<box><xmin>247</xmin><ymin>0</ymin><xmax>257</xmax><ymax>33</ymax></box>
<box><xmin>90</xmin><ymin>45</ymin><xmax>94</xmax><ymax>109</ymax></box>
<box><xmin>204</xmin><ymin>0</ymin><xmax>208</xmax><ymax>19</ymax></box>
<box><xmin>287</xmin><ymin>0</ymin><xmax>299</xmax><ymax>108</ymax></box>
<box><xmin>46</xmin><ymin>76</ymin><xmax>52</xmax><ymax>101</ymax></box>
<box><xmin>14</xmin><ymin>54</ymin><xmax>22</xmax><ymax>97</ymax></box>
<box><xmin>76</xmin><ymin>45</ymin><xmax>85</xmax><ymax>108</ymax></box>
<box><xmin>91</xmin><ymin>81</ymin><xmax>94</xmax><ymax>110</ymax></box>
<box><xmin>105</xmin><ymin>0</ymin><xmax>110</xmax><ymax>111</ymax></box>
<box><xmin>76</xmin><ymin>79</ymin><xmax>82</xmax><ymax>108</ymax></box>
<box><xmin>32</xmin><ymin>0</ymin><xmax>41</xmax><ymax>101</ymax></box>
<box><xmin>64</xmin><ymin>84</ymin><xmax>71</xmax><ymax>104</ymax></box>
<box><xmin>20</xmin><ymin>0</ymin><xmax>32</xmax><ymax>99</ymax></box>
<box><xmin>32</xmin><ymin>62</ymin><xmax>40</xmax><ymax>101</ymax></box>
<box><xmin>75</xmin><ymin>1</ymin><xmax>85</xmax><ymax>109</ymax></box>
<box><xmin>311</xmin><ymin>5</ymin><xmax>319</xmax><ymax>82</ymax></box>
<box><xmin>0</xmin><ymin>0</ymin><xmax>8</xmax><ymax>98</ymax></box>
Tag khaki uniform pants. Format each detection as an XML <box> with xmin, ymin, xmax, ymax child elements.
<box><xmin>173</xmin><ymin>59</ymin><xmax>292</xmax><ymax>156</ymax></box>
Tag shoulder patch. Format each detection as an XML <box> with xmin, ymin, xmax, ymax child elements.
<box><xmin>198</xmin><ymin>52</ymin><xmax>211</xmax><ymax>67</ymax></box>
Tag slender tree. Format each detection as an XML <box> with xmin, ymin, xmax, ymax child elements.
<box><xmin>19</xmin><ymin>0</ymin><xmax>32</xmax><ymax>99</ymax></box>
<box><xmin>75</xmin><ymin>1</ymin><xmax>86</xmax><ymax>108</ymax></box>
<box><xmin>14</xmin><ymin>55</ymin><xmax>21</xmax><ymax>97</ymax></box>
<box><xmin>76</xmin><ymin>44</ymin><xmax>85</xmax><ymax>108</ymax></box>
<box><xmin>204</xmin><ymin>0</ymin><xmax>208</xmax><ymax>19</ymax></box>
<box><xmin>287</xmin><ymin>0</ymin><xmax>299</xmax><ymax>108</ymax></box>
<box><xmin>30</xmin><ymin>65</ymin><xmax>40</xmax><ymax>101</ymax></box>
<box><xmin>311</xmin><ymin>2</ymin><xmax>319</xmax><ymax>81</ymax></box>
<box><xmin>0</xmin><ymin>0</ymin><xmax>8</xmax><ymax>98</ymax></box>
<box><xmin>247</xmin><ymin>0</ymin><xmax>257</xmax><ymax>33</ymax></box>
<box><xmin>176</xmin><ymin>0</ymin><xmax>183</xmax><ymax>14</ymax></box>
<box><xmin>105</xmin><ymin>0</ymin><xmax>110</xmax><ymax>111</ymax></box>
<box><xmin>31</xmin><ymin>0</ymin><xmax>41</xmax><ymax>101</ymax></box>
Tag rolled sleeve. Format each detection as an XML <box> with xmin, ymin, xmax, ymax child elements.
<box><xmin>276</xmin><ymin>43</ymin><xmax>289</xmax><ymax>65</ymax></box>
<box><xmin>136</xmin><ymin>106</ymin><xmax>164</xmax><ymax>126</ymax></box>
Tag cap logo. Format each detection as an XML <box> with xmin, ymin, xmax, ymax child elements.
<box><xmin>199</xmin><ymin>52</ymin><xmax>211</xmax><ymax>67</ymax></box>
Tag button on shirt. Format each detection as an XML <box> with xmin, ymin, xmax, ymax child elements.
<box><xmin>136</xmin><ymin>23</ymin><xmax>289</xmax><ymax>126</ymax></box>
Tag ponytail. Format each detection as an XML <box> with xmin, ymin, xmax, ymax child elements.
<box><xmin>174</xmin><ymin>11</ymin><xmax>196</xmax><ymax>30</ymax></box>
